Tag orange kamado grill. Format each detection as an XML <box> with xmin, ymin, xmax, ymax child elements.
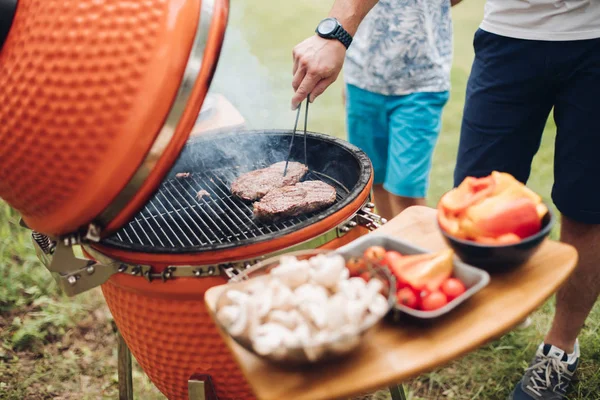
<box><xmin>0</xmin><ymin>1</ymin><xmax>384</xmax><ymax>400</ymax></box>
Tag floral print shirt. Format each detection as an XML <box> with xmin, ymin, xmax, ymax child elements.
<box><xmin>344</xmin><ymin>0</ymin><xmax>453</xmax><ymax>96</ymax></box>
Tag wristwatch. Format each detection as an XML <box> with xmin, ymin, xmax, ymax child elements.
<box><xmin>315</xmin><ymin>17</ymin><xmax>353</xmax><ymax>49</ymax></box>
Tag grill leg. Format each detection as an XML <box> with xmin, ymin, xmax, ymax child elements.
<box><xmin>389</xmin><ymin>384</ymin><xmax>407</xmax><ymax>400</ymax></box>
<box><xmin>189</xmin><ymin>375</ymin><xmax>219</xmax><ymax>400</ymax></box>
<box><xmin>118</xmin><ymin>332</ymin><xmax>134</xmax><ymax>400</ymax></box>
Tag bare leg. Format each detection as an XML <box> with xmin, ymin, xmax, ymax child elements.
<box><xmin>373</xmin><ymin>184</ymin><xmax>394</xmax><ymax>221</ymax></box>
<box><xmin>389</xmin><ymin>194</ymin><xmax>426</xmax><ymax>218</ymax></box>
<box><xmin>373</xmin><ymin>184</ymin><xmax>426</xmax><ymax>220</ymax></box>
<box><xmin>544</xmin><ymin>215</ymin><xmax>600</xmax><ymax>353</ymax></box>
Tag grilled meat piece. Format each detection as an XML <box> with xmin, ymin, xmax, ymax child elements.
<box><xmin>231</xmin><ymin>161</ymin><xmax>308</xmax><ymax>201</ymax></box>
<box><xmin>196</xmin><ymin>189</ymin><xmax>210</xmax><ymax>200</ymax></box>
<box><xmin>253</xmin><ymin>181</ymin><xmax>336</xmax><ymax>221</ymax></box>
<box><xmin>176</xmin><ymin>172</ymin><xmax>191</xmax><ymax>179</ymax></box>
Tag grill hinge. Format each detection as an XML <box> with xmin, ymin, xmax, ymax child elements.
<box><xmin>32</xmin><ymin>233</ymin><xmax>119</xmax><ymax>297</ymax></box>
<box><xmin>23</xmin><ymin>217</ymin><xmax>103</xmax><ymax>247</ymax></box>
<box><xmin>60</xmin><ymin>223</ymin><xmax>103</xmax><ymax>246</ymax></box>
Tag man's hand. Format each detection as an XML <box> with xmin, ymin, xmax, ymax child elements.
<box><xmin>289</xmin><ymin>0</ymin><xmax>379</xmax><ymax>109</ymax></box>
<box><xmin>291</xmin><ymin>35</ymin><xmax>346</xmax><ymax>110</ymax></box>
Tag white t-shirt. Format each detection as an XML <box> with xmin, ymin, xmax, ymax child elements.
<box><xmin>481</xmin><ymin>0</ymin><xmax>600</xmax><ymax>41</ymax></box>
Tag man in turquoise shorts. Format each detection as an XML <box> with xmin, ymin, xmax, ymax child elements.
<box><xmin>292</xmin><ymin>0</ymin><xmax>460</xmax><ymax>220</ymax></box>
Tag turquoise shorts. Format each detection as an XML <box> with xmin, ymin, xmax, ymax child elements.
<box><xmin>345</xmin><ymin>84</ymin><xmax>449</xmax><ymax>198</ymax></box>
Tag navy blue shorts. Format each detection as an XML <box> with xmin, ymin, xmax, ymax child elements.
<box><xmin>455</xmin><ymin>29</ymin><xmax>600</xmax><ymax>224</ymax></box>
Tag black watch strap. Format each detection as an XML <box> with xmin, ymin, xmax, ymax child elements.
<box><xmin>334</xmin><ymin>26</ymin><xmax>353</xmax><ymax>49</ymax></box>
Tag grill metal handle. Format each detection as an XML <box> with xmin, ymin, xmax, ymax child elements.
<box><xmin>339</xmin><ymin>202</ymin><xmax>387</xmax><ymax>233</ymax></box>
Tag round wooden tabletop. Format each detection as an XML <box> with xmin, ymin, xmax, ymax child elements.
<box><xmin>204</xmin><ymin>206</ymin><xmax>578</xmax><ymax>400</ymax></box>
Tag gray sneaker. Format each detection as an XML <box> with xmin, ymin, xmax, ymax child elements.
<box><xmin>510</xmin><ymin>341</ymin><xmax>580</xmax><ymax>399</ymax></box>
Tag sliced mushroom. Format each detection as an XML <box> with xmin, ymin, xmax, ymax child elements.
<box><xmin>309</xmin><ymin>254</ymin><xmax>347</xmax><ymax>289</ymax></box>
<box><xmin>271</xmin><ymin>257</ymin><xmax>310</xmax><ymax>289</ymax></box>
<box><xmin>294</xmin><ymin>283</ymin><xmax>329</xmax><ymax>306</ymax></box>
<box><xmin>251</xmin><ymin>323</ymin><xmax>292</xmax><ymax>359</ymax></box>
<box><xmin>368</xmin><ymin>293</ymin><xmax>390</xmax><ymax>318</ymax></box>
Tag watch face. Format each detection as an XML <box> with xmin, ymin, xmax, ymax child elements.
<box><xmin>319</xmin><ymin>18</ymin><xmax>337</xmax><ymax>35</ymax></box>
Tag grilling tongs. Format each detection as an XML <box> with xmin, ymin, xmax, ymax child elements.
<box><xmin>283</xmin><ymin>96</ymin><xmax>310</xmax><ymax>177</ymax></box>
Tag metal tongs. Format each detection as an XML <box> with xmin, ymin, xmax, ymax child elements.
<box><xmin>283</xmin><ymin>96</ymin><xmax>310</xmax><ymax>176</ymax></box>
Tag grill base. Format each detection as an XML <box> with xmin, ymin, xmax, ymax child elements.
<box><xmin>100</xmin><ymin>230</ymin><xmax>364</xmax><ymax>400</ymax></box>
<box><xmin>103</xmin><ymin>274</ymin><xmax>255</xmax><ymax>400</ymax></box>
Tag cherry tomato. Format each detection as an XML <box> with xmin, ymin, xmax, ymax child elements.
<box><xmin>363</xmin><ymin>246</ymin><xmax>386</xmax><ymax>264</ymax></box>
<box><xmin>421</xmin><ymin>291</ymin><xmax>448</xmax><ymax>311</ymax></box>
<box><xmin>416</xmin><ymin>289</ymin><xmax>430</xmax><ymax>310</ymax></box>
<box><xmin>381</xmin><ymin>251</ymin><xmax>403</xmax><ymax>268</ymax></box>
<box><xmin>346</xmin><ymin>257</ymin><xmax>366</xmax><ymax>276</ymax></box>
<box><xmin>396</xmin><ymin>278</ymin><xmax>409</xmax><ymax>291</ymax></box>
<box><xmin>396</xmin><ymin>288</ymin><xmax>418</xmax><ymax>309</ymax></box>
<box><xmin>441</xmin><ymin>278</ymin><xmax>467</xmax><ymax>301</ymax></box>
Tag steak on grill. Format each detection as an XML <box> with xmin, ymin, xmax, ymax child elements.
<box><xmin>231</xmin><ymin>161</ymin><xmax>308</xmax><ymax>201</ymax></box>
<box><xmin>253</xmin><ymin>180</ymin><xmax>337</xmax><ymax>221</ymax></box>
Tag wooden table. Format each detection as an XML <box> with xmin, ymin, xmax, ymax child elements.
<box><xmin>204</xmin><ymin>206</ymin><xmax>578</xmax><ymax>400</ymax></box>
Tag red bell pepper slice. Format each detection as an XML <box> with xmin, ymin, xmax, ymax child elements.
<box><xmin>390</xmin><ymin>250</ymin><xmax>454</xmax><ymax>292</ymax></box>
<box><xmin>466</xmin><ymin>196</ymin><xmax>541</xmax><ymax>239</ymax></box>
<box><xmin>439</xmin><ymin>176</ymin><xmax>496</xmax><ymax>214</ymax></box>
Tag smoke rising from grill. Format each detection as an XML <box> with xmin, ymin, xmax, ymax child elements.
<box><xmin>182</xmin><ymin>3</ymin><xmax>299</xmax><ymax>170</ymax></box>
<box><xmin>209</xmin><ymin>5</ymin><xmax>290</xmax><ymax>130</ymax></box>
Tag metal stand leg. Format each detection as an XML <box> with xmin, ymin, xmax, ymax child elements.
<box><xmin>389</xmin><ymin>384</ymin><xmax>407</xmax><ymax>400</ymax></box>
<box><xmin>118</xmin><ymin>332</ymin><xmax>134</xmax><ymax>400</ymax></box>
<box><xmin>189</xmin><ymin>374</ymin><xmax>219</xmax><ymax>400</ymax></box>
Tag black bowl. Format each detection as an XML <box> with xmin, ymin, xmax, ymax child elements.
<box><xmin>438</xmin><ymin>205</ymin><xmax>555</xmax><ymax>273</ymax></box>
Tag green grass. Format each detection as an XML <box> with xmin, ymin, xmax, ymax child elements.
<box><xmin>1</xmin><ymin>0</ymin><xmax>599</xmax><ymax>399</ymax></box>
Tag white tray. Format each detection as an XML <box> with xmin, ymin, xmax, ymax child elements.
<box><xmin>336</xmin><ymin>234</ymin><xmax>491</xmax><ymax>320</ymax></box>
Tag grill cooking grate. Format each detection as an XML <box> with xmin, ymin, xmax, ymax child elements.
<box><xmin>106</xmin><ymin>165</ymin><xmax>349</xmax><ymax>251</ymax></box>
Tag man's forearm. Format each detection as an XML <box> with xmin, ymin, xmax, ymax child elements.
<box><xmin>327</xmin><ymin>0</ymin><xmax>379</xmax><ymax>36</ymax></box>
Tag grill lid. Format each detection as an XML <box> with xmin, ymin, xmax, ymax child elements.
<box><xmin>0</xmin><ymin>0</ymin><xmax>229</xmax><ymax>241</ymax></box>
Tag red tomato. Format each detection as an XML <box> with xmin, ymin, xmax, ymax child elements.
<box><xmin>363</xmin><ymin>246</ymin><xmax>386</xmax><ymax>264</ymax></box>
<box><xmin>441</xmin><ymin>278</ymin><xmax>467</xmax><ymax>300</ymax></box>
<box><xmin>396</xmin><ymin>288</ymin><xmax>418</xmax><ymax>309</ymax></box>
<box><xmin>396</xmin><ymin>278</ymin><xmax>409</xmax><ymax>291</ymax></box>
<box><xmin>381</xmin><ymin>251</ymin><xmax>402</xmax><ymax>268</ymax></box>
<box><xmin>421</xmin><ymin>291</ymin><xmax>448</xmax><ymax>311</ymax></box>
<box><xmin>346</xmin><ymin>257</ymin><xmax>366</xmax><ymax>276</ymax></box>
<box><xmin>416</xmin><ymin>289</ymin><xmax>430</xmax><ymax>310</ymax></box>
